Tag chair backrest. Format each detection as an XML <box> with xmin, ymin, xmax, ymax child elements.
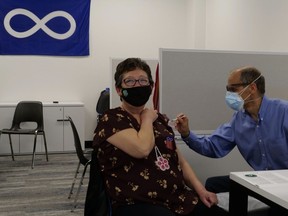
<box><xmin>67</xmin><ymin>116</ymin><xmax>89</xmax><ymax>166</ymax></box>
<box><xmin>12</xmin><ymin>101</ymin><xmax>44</xmax><ymax>130</ymax></box>
<box><xmin>96</xmin><ymin>88</ymin><xmax>110</xmax><ymax>114</ymax></box>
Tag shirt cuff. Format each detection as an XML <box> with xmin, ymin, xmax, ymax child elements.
<box><xmin>181</xmin><ymin>131</ymin><xmax>190</xmax><ymax>140</ymax></box>
<box><xmin>182</xmin><ymin>131</ymin><xmax>199</xmax><ymax>143</ymax></box>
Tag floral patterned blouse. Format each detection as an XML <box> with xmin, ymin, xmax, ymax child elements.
<box><xmin>93</xmin><ymin>107</ymin><xmax>199</xmax><ymax>215</ymax></box>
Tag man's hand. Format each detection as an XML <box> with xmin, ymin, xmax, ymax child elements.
<box><xmin>175</xmin><ymin>113</ymin><xmax>190</xmax><ymax>138</ymax></box>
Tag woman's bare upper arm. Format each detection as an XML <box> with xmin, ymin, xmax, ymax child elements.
<box><xmin>107</xmin><ymin>128</ymin><xmax>153</xmax><ymax>158</ymax></box>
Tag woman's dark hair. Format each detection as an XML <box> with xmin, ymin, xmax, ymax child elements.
<box><xmin>114</xmin><ymin>58</ymin><xmax>154</xmax><ymax>88</ymax></box>
<box><xmin>240</xmin><ymin>67</ymin><xmax>265</xmax><ymax>95</ymax></box>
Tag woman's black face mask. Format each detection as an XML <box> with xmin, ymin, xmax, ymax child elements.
<box><xmin>121</xmin><ymin>85</ymin><xmax>152</xmax><ymax>107</ymax></box>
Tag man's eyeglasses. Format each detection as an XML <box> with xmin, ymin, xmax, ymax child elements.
<box><xmin>226</xmin><ymin>83</ymin><xmax>249</xmax><ymax>92</ymax></box>
<box><xmin>123</xmin><ymin>78</ymin><xmax>150</xmax><ymax>87</ymax></box>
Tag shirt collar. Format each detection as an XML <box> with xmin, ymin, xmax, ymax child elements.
<box><xmin>242</xmin><ymin>95</ymin><xmax>267</xmax><ymax>122</ymax></box>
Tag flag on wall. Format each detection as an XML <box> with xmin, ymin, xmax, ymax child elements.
<box><xmin>153</xmin><ymin>63</ymin><xmax>160</xmax><ymax>111</ymax></box>
<box><xmin>0</xmin><ymin>0</ymin><xmax>90</xmax><ymax>56</ymax></box>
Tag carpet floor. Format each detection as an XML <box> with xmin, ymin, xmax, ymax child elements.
<box><xmin>0</xmin><ymin>153</ymin><xmax>89</xmax><ymax>216</ymax></box>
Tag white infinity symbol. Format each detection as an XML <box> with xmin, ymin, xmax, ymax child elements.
<box><xmin>4</xmin><ymin>8</ymin><xmax>76</xmax><ymax>40</ymax></box>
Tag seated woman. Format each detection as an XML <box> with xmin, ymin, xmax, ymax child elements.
<box><xmin>92</xmin><ymin>58</ymin><xmax>227</xmax><ymax>216</ymax></box>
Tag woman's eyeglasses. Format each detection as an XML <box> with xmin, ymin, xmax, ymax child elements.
<box><xmin>123</xmin><ymin>78</ymin><xmax>150</xmax><ymax>87</ymax></box>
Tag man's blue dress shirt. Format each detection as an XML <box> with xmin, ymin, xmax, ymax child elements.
<box><xmin>182</xmin><ymin>96</ymin><xmax>288</xmax><ymax>171</ymax></box>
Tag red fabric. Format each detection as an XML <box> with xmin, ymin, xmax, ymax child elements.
<box><xmin>153</xmin><ymin>63</ymin><xmax>160</xmax><ymax>111</ymax></box>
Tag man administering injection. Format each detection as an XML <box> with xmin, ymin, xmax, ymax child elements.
<box><xmin>175</xmin><ymin>66</ymin><xmax>288</xmax><ymax>215</ymax></box>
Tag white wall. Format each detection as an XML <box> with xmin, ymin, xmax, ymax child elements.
<box><xmin>205</xmin><ymin>0</ymin><xmax>288</xmax><ymax>52</ymax></box>
<box><xmin>0</xmin><ymin>0</ymin><xmax>194</xmax><ymax>140</ymax></box>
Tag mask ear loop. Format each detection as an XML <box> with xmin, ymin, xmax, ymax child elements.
<box><xmin>251</xmin><ymin>74</ymin><xmax>262</xmax><ymax>85</ymax></box>
<box><xmin>238</xmin><ymin>74</ymin><xmax>263</xmax><ymax>106</ymax></box>
<box><xmin>238</xmin><ymin>74</ymin><xmax>262</xmax><ymax>96</ymax></box>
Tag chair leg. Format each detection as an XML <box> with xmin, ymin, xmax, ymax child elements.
<box><xmin>68</xmin><ymin>162</ymin><xmax>81</xmax><ymax>199</ymax></box>
<box><xmin>31</xmin><ymin>133</ymin><xmax>38</xmax><ymax>169</ymax></box>
<box><xmin>72</xmin><ymin>162</ymin><xmax>90</xmax><ymax>210</ymax></box>
<box><xmin>42</xmin><ymin>132</ymin><xmax>48</xmax><ymax>162</ymax></box>
<box><xmin>0</xmin><ymin>133</ymin><xmax>13</xmax><ymax>160</ymax></box>
<box><xmin>8</xmin><ymin>134</ymin><xmax>15</xmax><ymax>161</ymax></box>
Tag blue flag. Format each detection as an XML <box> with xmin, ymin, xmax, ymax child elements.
<box><xmin>0</xmin><ymin>0</ymin><xmax>90</xmax><ymax>56</ymax></box>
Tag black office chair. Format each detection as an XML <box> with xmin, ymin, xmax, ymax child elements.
<box><xmin>0</xmin><ymin>101</ymin><xmax>48</xmax><ymax>169</ymax></box>
<box><xmin>96</xmin><ymin>88</ymin><xmax>110</xmax><ymax>122</ymax></box>
<box><xmin>84</xmin><ymin>150</ymin><xmax>111</xmax><ymax>216</ymax></box>
<box><xmin>67</xmin><ymin>116</ymin><xmax>91</xmax><ymax>210</ymax></box>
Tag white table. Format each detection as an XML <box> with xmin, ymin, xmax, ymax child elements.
<box><xmin>229</xmin><ymin>170</ymin><xmax>288</xmax><ymax>216</ymax></box>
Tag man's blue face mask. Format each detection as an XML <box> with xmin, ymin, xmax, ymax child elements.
<box><xmin>225</xmin><ymin>91</ymin><xmax>245</xmax><ymax>111</ymax></box>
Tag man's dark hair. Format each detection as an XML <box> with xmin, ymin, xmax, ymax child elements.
<box><xmin>240</xmin><ymin>67</ymin><xmax>265</xmax><ymax>95</ymax></box>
